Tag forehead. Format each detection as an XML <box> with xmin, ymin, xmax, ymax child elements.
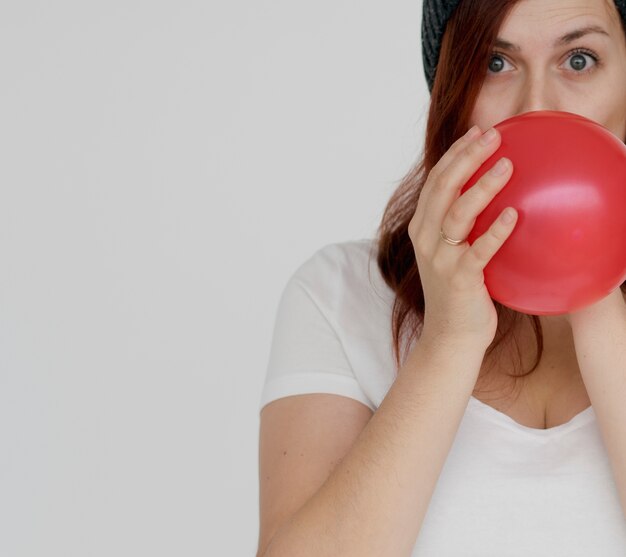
<box><xmin>501</xmin><ymin>0</ymin><xmax>617</xmax><ymax>32</ymax></box>
<box><xmin>495</xmin><ymin>0</ymin><xmax>622</xmax><ymax>49</ymax></box>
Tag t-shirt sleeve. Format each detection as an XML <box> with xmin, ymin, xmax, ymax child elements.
<box><xmin>259</xmin><ymin>271</ymin><xmax>375</xmax><ymax>414</ymax></box>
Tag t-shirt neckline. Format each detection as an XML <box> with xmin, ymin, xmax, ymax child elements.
<box><xmin>468</xmin><ymin>395</ymin><xmax>595</xmax><ymax>436</ymax></box>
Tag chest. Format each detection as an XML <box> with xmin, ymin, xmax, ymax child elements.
<box><xmin>473</xmin><ymin>351</ymin><xmax>590</xmax><ymax>430</ymax></box>
<box><xmin>478</xmin><ymin>379</ymin><xmax>591</xmax><ymax>430</ymax></box>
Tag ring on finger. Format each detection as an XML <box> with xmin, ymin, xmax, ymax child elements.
<box><xmin>440</xmin><ymin>228</ymin><xmax>467</xmax><ymax>246</ymax></box>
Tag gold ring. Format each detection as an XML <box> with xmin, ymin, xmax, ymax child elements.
<box><xmin>440</xmin><ymin>228</ymin><xmax>466</xmax><ymax>246</ymax></box>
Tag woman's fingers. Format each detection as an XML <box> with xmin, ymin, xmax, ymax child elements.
<box><xmin>420</xmin><ymin>127</ymin><xmax>503</xmax><ymax>249</ymax></box>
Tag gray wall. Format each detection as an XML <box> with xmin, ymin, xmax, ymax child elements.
<box><xmin>0</xmin><ymin>1</ymin><xmax>429</xmax><ymax>554</ymax></box>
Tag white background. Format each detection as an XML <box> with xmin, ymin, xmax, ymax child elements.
<box><xmin>0</xmin><ymin>1</ymin><xmax>429</xmax><ymax>555</ymax></box>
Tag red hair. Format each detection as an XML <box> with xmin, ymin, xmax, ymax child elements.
<box><xmin>374</xmin><ymin>0</ymin><xmax>626</xmax><ymax>389</ymax></box>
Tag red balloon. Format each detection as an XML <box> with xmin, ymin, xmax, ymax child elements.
<box><xmin>461</xmin><ymin>110</ymin><xmax>626</xmax><ymax>315</ymax></box>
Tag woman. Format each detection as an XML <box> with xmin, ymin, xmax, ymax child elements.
<box><xmin>257</xmin><ymin>0</ymin><xmax>626</xmax><ymax>555</ymax></box>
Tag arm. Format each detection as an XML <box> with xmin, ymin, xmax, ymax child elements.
<box><xmin>260</xmin><ymin>332</ymin><xmax>488</xmax><ymax>557</ymax></box>
<box><xmin>569</xmin><ymin>288</ymin><xmax>626</xmax><ymax>520</ymax></box>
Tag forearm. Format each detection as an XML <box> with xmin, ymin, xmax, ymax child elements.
<box><xmin>571</xmin><ymin>301</ymin><xmax>626</xmax><ymax>519</ymax></box>
<box><xmin>263</xmin><ymin>333</ymin><xmax>487</xmax><ymax>557</ymax></box>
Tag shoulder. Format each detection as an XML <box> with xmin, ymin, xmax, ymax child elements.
<box><xmin>287</xmin><ymin>238</ymin><xmax>394</xmax><ymax>334</ymax></box>
<box><xmin>291</xmin><ymin>238</ymin><xmax>383</xmax><ymax>306</ymax></box>
<box><xmin>294</xmin><ymin>238</ymin><xmax>376</xmax><ymax>278</ymax></box>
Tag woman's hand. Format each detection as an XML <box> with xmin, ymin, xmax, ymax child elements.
<box><xmin>408</xmin><ymin>125</ymin><xmax>517</xmax><ymax>349</ymax></box>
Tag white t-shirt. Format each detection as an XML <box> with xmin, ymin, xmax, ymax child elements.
<box><xmin>259</xmin><ymin>238</ymin><xmax>626</xmax><ymax>556</ymax></box>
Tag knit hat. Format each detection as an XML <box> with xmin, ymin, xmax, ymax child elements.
<box><xmin>421</xmin><ymin>0</ymin><xmax>626</xmax><ymax>93</ymax></box>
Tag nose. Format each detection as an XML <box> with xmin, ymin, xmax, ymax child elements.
<box><xmin>516</xmin><ymin>75</ymin><xmax>559</xmax><ymax>115</ymax></box>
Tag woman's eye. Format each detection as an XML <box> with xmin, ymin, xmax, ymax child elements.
<box><xmin>487</xmin><ymin>53</ymin><xmax>510</xmax><ymax>74</ymax></box>
<box><xmin>565</xmin><ymin>50</ymin><xmax>599</xmax><ymax>73</ymax></box>
<box><xmin>487</xmin><ymin>49</ymin><xmax>600</xmax><ymax>75</ymax></box>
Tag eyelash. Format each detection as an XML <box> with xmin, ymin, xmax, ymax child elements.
<box><xmin>489</xmin><ymin>47</ymin><xmax>601</xmax><ymax>75</ymax></box>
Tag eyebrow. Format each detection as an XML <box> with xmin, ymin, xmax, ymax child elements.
<box><xmin>494</xmin><ymin>25</ymin><xmax>610</xmax><ymax>52</ymax></box>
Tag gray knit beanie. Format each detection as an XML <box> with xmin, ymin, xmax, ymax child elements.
<box><xmin>422</xmin><ymin>0</ymin><xmax>626</xmax><ymax>93</ymax></box>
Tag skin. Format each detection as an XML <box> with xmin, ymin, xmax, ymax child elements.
<box><xmin>469</xmin><ymin>0</ymin><xmax>626</xmax><ymax>380</ymax></box>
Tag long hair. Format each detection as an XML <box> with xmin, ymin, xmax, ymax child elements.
<box><xmin>374</xmin><ymin>0</ymin><xmax>626</xmax><ymax>393</ymax></box>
